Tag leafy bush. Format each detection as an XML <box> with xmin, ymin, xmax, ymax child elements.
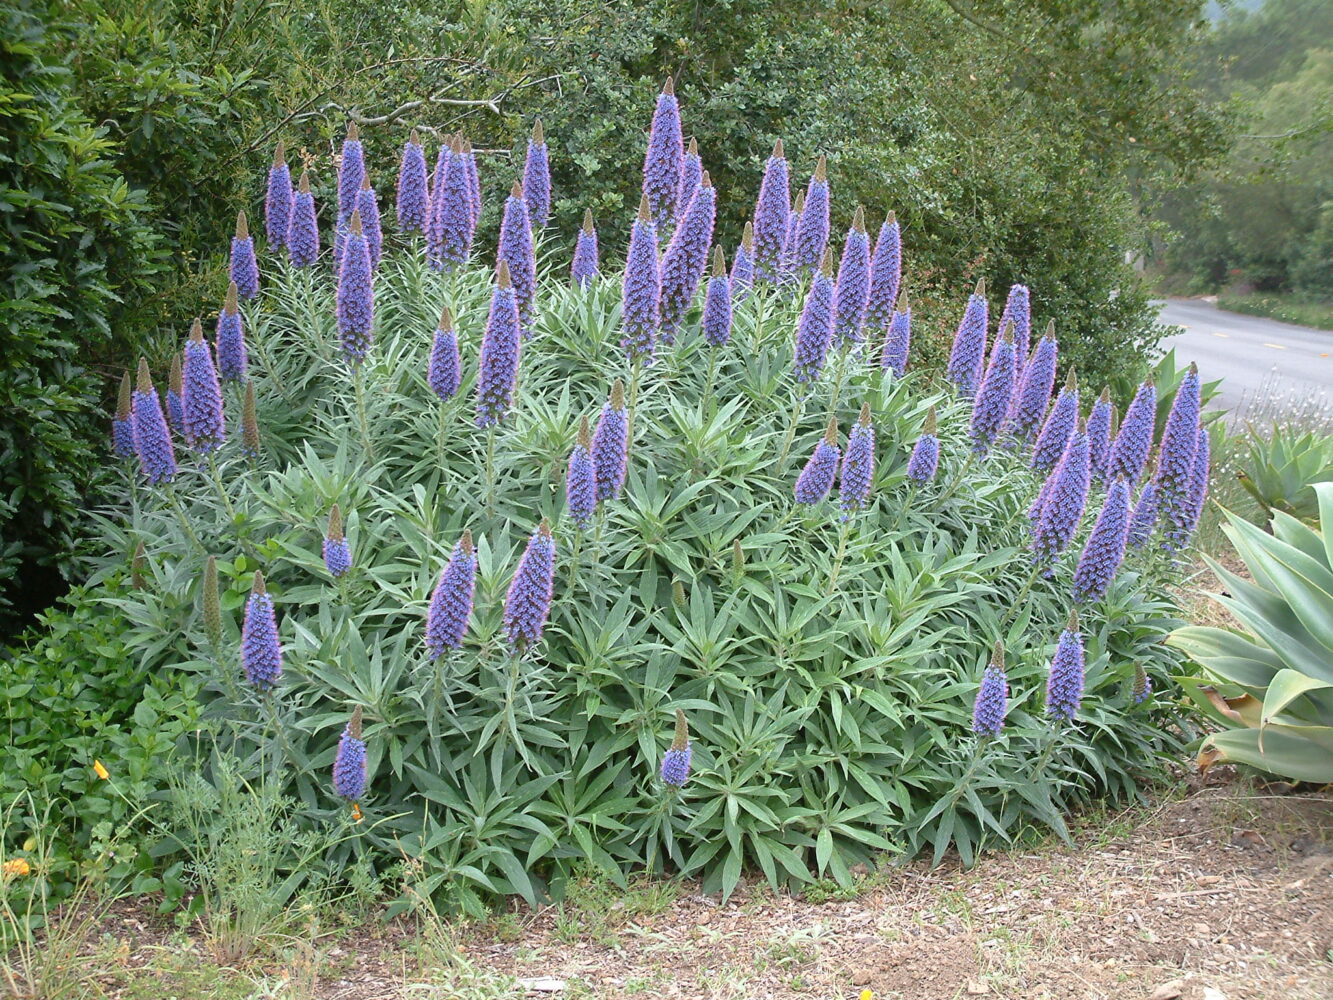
<box><xmin>1235</xmin><ymin>424</ymin><xmax>1333</xmax><ymax>525</ymax></box>
<box><xmin>1170</xmin><ymin>487</ymin><xmax>1333</xmax><ymax>783</ymax></box>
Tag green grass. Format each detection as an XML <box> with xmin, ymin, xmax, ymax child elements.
<box><xmin>1216</xmin><ymin>292</ymin><xmax>1333</xmax><ymax>331</ymax></box>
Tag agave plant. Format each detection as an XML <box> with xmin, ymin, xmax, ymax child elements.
<box><xmin>1236</xmin><ymin>424</ymin><xmax>1333</xmax><ymax>524</ymax></box>
<box><xmin>1169</xmin><ymin>484</ymin><xmax>1333</xmax><ymax>783</ymax></box>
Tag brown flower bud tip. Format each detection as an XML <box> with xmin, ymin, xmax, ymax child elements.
<box><xmin>1188</xmin><ymin>361</ymin><xmax>1198</xmax><ymax>374</ymax></box>
<box><xmin>814</xmin><ymin>155</ymin><xmax>827</xmax><ymax>181</ymax></box>
<box><xmin>236</xmin><ymin>210</ymin><xmax>249</xmax><ymax>239</ymax></box>
<box><xmin>793</xmin><ymin>190</ymin><xmax>806</xmax><ymax>214</ymax></box>
<box><xmin>1100</xmin><ymin>386</ymin><xmax>1111</xmax><ymax>403</ymax></box>
<box><xmin>712</xmin><ymin>245</ymin><xmax>726</xmax><ymax>277</ymax></box>
<box><xmin>991</xmin><ymin>639</ymin><xmax>1005</xmax><ymax>668</ymax></box>
<box><xmin>272</xmin><ymin>140</ymin><xmax>287</xmax><ymax>168</ymax></box>
<box><xmin>581</xmin><ymin>208</ymin><xmax>594</xmax><ymax>233</ymax></box>
<box><xmin>170</xmin><ymin>353</ymin><xmax>183</xmax><ymax>393</ymax></box>
<box><xmin>611</xmin><ymin>378</ymin><xmax>625</xmax><ymax>409</ymax></box>
<box><xmin>637</xmin><ymin>193</ymin><xmax>652</xmax><ymax>222</ymax></box>
<box><xmin>496</xmin><ymin>258</ymin><xmax>512</xmax><ymax>289</ymax></box>
<box><xmin>1067</xmin><ymin>608</ymin><xmax>1080</xmax><ymax>631</ymax></box>
<box><xmin>328</xmin><ymin>503</ymin><xmax>343</xmax><ymax>540</ymax></box>
<box><xmin>824</xmin><ymin>416</ymin><xmax>839</xmax><ymax>445</ymax></box>
<box><xmin>438</xmin><ymin>304</ymin><xmax>453</xmax><ymax>331</ymax></box>
<box><xmin>242</xmin><ymin>381</ymin><xmax>259</xmax><ymax>451</ymax></box>
<box><xmin>299</xmin><ymin>169</ymin><xmax>312</xmax><ymax>194</ymax></box>
<box><xmin>463</xmin><ymin>137</ymin><xmax>473</xmax><ymax>155</ymax></box>
<box><xmin>460</xmin><ymin>528</ymin><xmax>473</xmax><ymax>555</ymax></box>
<box><xmin>409</xmin><ymin>128</ymin><xmax>421</xmax><ymax>145</ymax></box>
<box><xmin>885</xmin><ymin>209</ymin><xmax>896</xmax><ymax>225</ymax></box>
<box><xmin>252</xmin><ymin>569</ymin><xmax>266</xmax><ymax>595</ymax></box>
<box><xmin>819</xmin><ymin>246</ymin><xmax>835</xmax><ymax>277</ymax></box>
<box><xmin>116</xmin><ymin>371</ymin><xmax>132</xmax><ymax>418</ymax></box>
<box><xmin>924</xmin><ymin>406</ymin><xmax>938</xmax><ymax>435</ymax></box>
<box><xmin>700</xmin><ymin>170</ymin><xmax>712</xmax><ymax>188</ymax></box>
<box><xmin>772</xmin><ymin>138</ymin><xmax>784</xmax><ymax>159</ymax></box>
<box><xmin>349</xmin><ymin>210</ymin><xmax>364</xmax><ymax>236</ymax></box>
<box><xmin>531</xmin><ymin>118</ymin><xmax>544</xmax><ymax>144</ymax></box>
<box><xmin>662</xmin><ymin>75</ymin><xmax>674</xmax><ymax>96</ymax></box>
<box><xmin>348</xmin><ymin>704</ymin><xmax>363</xmax><ymax>739</ymax></box>
<box><xmin>858</xmin><ymin>401</ymin><xmax>872</xmax><ymax>425</ymax></box>
<box><xmin>347</xmin><ymin>120</ymin><xmax>360</xmax><ymax>141</ymax></box>
<box><xmin>742</xmin><ymin>220</ymin><xmax>754</xmax><ymax>250</ymax></box>
<box><xmin>225</xmin><ymin>282</ymin><xmax>239</xmax><ymax>316</ymax></box>
<box><xmin>1077</xmin><ymin>416</ymin><xmax>1087</xmax><ymax>433</ymax></box>
<box><xmin>687</xmin><ymin>136</ymin><xmax>697</xmax><ymax>155</ymax></box>
<box><xmin>577</xmin><ymin>414</ymin><xmax>592</xmax><ymax>448</ymax></box>
<box><xmin>509</xmin><ymin>179</ymin><xmax>523</xmax><ymax>200</ymax></box>
<box><xmin>538</xmin><ymin>517</ymin><xmax>553</xmax><ymax>538</ymax></box>
<box><xmin>852</xmin><ymin>205</ymin><xmax>865</xmax><ymax>232</ymax></box>
<box><xmin>896</xmin><ymin>291</ymin><xmax>910</xmax><ymax>313</ymax></box>
<box><xmin>189</xmin><ymin>317</ymin><xmax>205</xmax><ymax>344</ymax></box>
<box><xmin>672</xmin><ymin>708</ymin><xmax>689</xmax><ymax>748</ymax></box>
<box><xmin>1065</xmin><ymin>367</ymin><xmax>1078</xmax><ymax>390</ymax></box>
<box><xmin>360</xmin><ymin>172</ymin><xmax>371</xmax><ymax>192</ymax></box>
<box><xmin>1141</xmin><ymin>377</ymin><xmax>1153</xmax><ymax>389</ymax></box>
<box><xmin>1045</xmin><ymin>318</ymin><xmax>1056</xmax><ymax>340</ymax></box>
<box><xmin>451</xmin><ymin>134</ymin><xmax>464</xmax><ymax>154</ymax></box>
<box><xmin>974</xmin><ymin>277</ymin><xmax>986</xmax><ymax>297</ymax></box>
<box><xmin>135</xmin><ymin>357</ymin><xmax>152</xmax><ymax>393</ymax></box>
<box><xmin>1001</xmin><ymin>324</ymin><xmax>1013</xmax><ymax>344</ymax></box>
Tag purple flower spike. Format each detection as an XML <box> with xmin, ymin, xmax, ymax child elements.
<box><xmin>865</xmin><ymin>211</ymin><xmax>902</xmax><ymax>336</ymax></box>
<box><xmin>571</xmin><ymin>209</ymin><xmax>599</xmax><ymax>288</ymax></box>
<box><xmin>794</xmin><ymin>418</ymin><xmax>841</xmax><ymax>504</ymax></box>
<box><xmin>336</xmin><ymin>211</ymin><xmax>375</xmax><ymax>363</ymax></box>
<box><xmin>112</xmin><ymin>372</ymin><xmax>134</xmax><ymax>457</ymax></box>
<box><xmin>642</xmin><ymin>77</ymin><xmax>684</xmax><ymax>229</ymax></box>
<box><xmin>396</xmin><ymin>129</ymin><xmax>429</xmax><ymax>233</ymax></box>
<box><xmin>839</xmin><ymin>403</ymin><xmax>876</xmax><ymax>512</ymax></box>
<box><xmin>880</xmin><ymin>294</ymin><xmax>911</xmax><ymax>377</ymax></box>
<box><xmin>498</xmin><ymin>180</ymin><xmax>536</xmax><ymax>327</ymax></box>
<box><xmin>832</xmin><ymin>206</ymin><xmax>872</xmax><ymax>347</ymax></box>
<box><xmin>332</xmin><ymin>706</ymin><xmax>366</xmax><ymax>801</ymax></box>
<box><xmin>337</xmin><ymin>121</ymin><xmax>365</xmax><ymax>222</ymax></box>
<box><xmin>566</xmin><ymin>416</ymin><xmax>597</xmax><ymax>529</ymax></box>
<box><xmin>793</xmin><ymin>156</ymin><xmax>830</xmax><ymax>275</ymax></box>
<box><xmin>426</xmin><ymin>143</ymin><xmax>449</xmax><ymax>254</ymax></box>
<box><xmin>356</xmin><ymin>175</ymin><xmax>383</xmax><ymax>269</ymax></box>
<box><xmin>659</xmin><ymin>173</ymin><xmax>717</xmax><ymax>344</ymax></box>
<box><xmin>231</xmin><ymin>211</ymin><xmax>259</xmax><ymax>300</ymax></box>
<box><xmin>426</xmin><ymin>530</ymin><xmax>477</xmax><ymax>657</ymax></box>
<box><xmin>166</xmin><ymin>354</ymin><xmax>184</xmax><ymax>434</ymax></box>
<box><xmin>462</xmin><ymin>137</ymin><xmax>481</xmax><ymax>231</ymax></box>
<box><xmin>287</xmin><ymin>170</ymin><xmax>320</xmax><ymax>268</ymax></box>
<box><xmin>182</xmin><ymin>319</ymin><xmax>226</xmax><ymax>453</ymax></box>
<box><xmin>523</xmin><ymin>119</ymin><xmax>551</xmax><ymax>227</ymax></box>
<box><xmin>1127</xmin><ymin>460</ymin><xmax>1161</xmax><ymax>549</ymax></box>
<box><xmin>970</xmin><ymin>328</ymin><xmax>1017</xmax><ymax>455</ymax></box>
<box><xmin>241</xmin><ymin>571</ymin><xmax>282</xmax><ymax>691</ymax></box>
<box><xmin>1086</xmin><ymin>388</ymin><xmax>1114</xmax><ymax>482</ymax></box>
<box><xmin>972</xmin><ymin>642</ymin><xmax>1008</xmax><ymax>737</ymax></box>
<box><xmin>946</xmin><ymin>278</ymin><xmax>988</xmax><ymax>398</ymax></box>
<box><xmin>1032</xmin><ymin>369</ymin><xmax>1079</xmax><ymax>473</ymax></box>
<box><xmin>997</xmin><ymin>285</ymin><xmax>1031</xmax><ymax>376</ymax></box>
<box><xmin>475</xmin><ymin>260</ymin><xmax>522</xmax><ymax>427</ymax></box>
<box><xmin>1009</xmin><ymin>322</ymin><xmax>1058</xmax><ymax>442</ymax></box>
<box><xmin>216</xmin><ymin>283</ymin><xmax>248</xmax><ymax>383</ymax></box>
<box><xmin>1107</xmin><ymin>379</ymin><xmax>1156</xmax><ymax>485</ymax></box>
<box><xmin>428</xmin><ymin>306</ymin><xmax>461</xmax><ymax>401</ymax></box>
<box><xmin>592</xmin><ymin>379</ymin><xmax>629</xmax><ymax>502</ymax></box>
<box><xmin>1166</xmin><ymin>423</ymin><xmax>1210</xmax><ymax>552</ymax></box>
<box><xmin>131</xmin><ymin>358</ymin><xmax>176</xmax><ymax>485</ymax></box>
<box><xmin>1031</xmin><ymin>424</ymin><xmax>1091</xmax><ymax>570</ymax></box>
<box><xmin>504</xmin><ymin>519</ymin><xmax>557</xmax><ymax>653</ymax></box>
<box><xmin>752</xmin><ymin>139</ymin><xmax>790</xmax><ymax>283</ymax></box>
<box><xmin>1154</xmin><ymin>364</ymin><xmax>1202</xmax><ymax>543</ymax></box>
<box><xmin>1045</xmin><ymin>611</ymin><xmax>1085</xmax><ymax>721</ymax></box>
<box><xmin>265</xmin><ymin>141</ymin><xmax>293</xmax><ymax>250</ymax></box>
<box><xmin>660</xmin><ymin>709</ymin><xmax>692</xmax><ymax>787</ymax></box>
<box><xmin>907</xmin><ymin>408</ymin><xmax>940</xmax><ymax>483</ymax></box>
<box><xmin>323</xmin><ymin>504</ymin><xmax>352</xmax><ymax>579</ymax></box>
<box><xmin>702</xmin><ymin>246</ymin><xmax>732</xmax><ymax>347</ymax></box>
<box><xmin>678</xmin><ymin>138</ymin><xmax>702</xmax><ymax>221</ymax></box>
<box><xmin>793</xmin><ymin>249</ymin><xmax>836</xmax><ymax>384</ymax></box>
<box><xmin>430</xmin><ymin>139</ymin><xmax>474</xmax><ymax>271</ymax></box>
<box><xmin>732</xmin><ymin>222</ymin><xmax>755</xmax><ymax>302</ymax></box>
<box><xmin>621</xmin><ymin>195</ymin><xmax>661</xmax><ymax>365</ymax></box>
<box><xmin>1133</xmin><ymin>664</ymin><xmax>1152</xmax><ymax>704</ymax></box>
<box><xmin>1072</xmin><ymin>475</ymin><xmax>1132</xmax><ymax>603</ymax></box>
<box><xmin>780</xmin><ymin>190</ymin><xmax>804</xmax><ymax>282</ymax></box>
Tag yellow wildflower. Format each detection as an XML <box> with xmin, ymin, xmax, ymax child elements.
<box><xmin>93</xmin><ymin>760</ymin><xmax>109</xmax><ymax>780</ymax></box>
<box><xmin>3</xmin><ymin>859</ymin><xmax>31</xmax><ymax>878</ymax></box>
<box><xmin>860</xmin><ymin>991</ymin><xmax>873</xmax><ymax>1000</ymax></box>
<box><xmin>351</xmin><ymin>803</ymin><xmax>363</xmax><ymax>824</ymax></box>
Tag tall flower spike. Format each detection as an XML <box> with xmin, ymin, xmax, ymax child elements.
<box><xmin>946</xmin><ymin>278</ymin><xmax>988</xmax><ymax>397</ymax></box>
<box><xmin>1168</xmin><ymin>423</ymin><xmax>1210</xmax><ymax>552</ymax></box>
<box><xmin>997</xmin><ymin>285</ymin><xmax>1031</xmax><ymax>376</ymax></box>
<box><xmin>592</xmin><ymin>379</ymin><xmax>629</xmax><ymax>502</ymax></box>
<box><xmin>1133</xmin><ymin>663</ymin><xmax>1153</xmax><ymax>704</ymax></box>
<box><xmin>972</xmin><ymin>641</ymin><xmax>1008</xmax><ymax>737</ymax></box>
<box><xmin>794</xmin><ymin>417</ymin><xmax>840</xmax><ymax>504</ymax></box>
<box><xmin>396</xmin><ymin>129</ymin><xmax>429</xmax><ymax>233</ymax></box>
<box><xmin>970</xmin><ymin>327</ymin><xmax>1016</xmax><ymax>455</ymax></box>
<box><xmin>182</xmin><ymin>318</ymin><xmax>226</xmax><ymax>452</ymax></box>
<box><xmin>793</xmin><ymin>156</ymin><xmax>830</xmax><ymax>275</ymax></box>
<box><xmin>780</xmin><ymin>190</ymin><xmax>804</xmax><ymax>281</ymax></box>
<box><xmin>430</xmin><ymin>138</ymin><xmax>474</xmax><ymax>271</ymax></box>
<box><xmin>1008</xmin><ymin>321</ymin><xmax>1058</xmax><ymax>442</ymax></box>
<box><xmin>865</xmin><ymin>210</ymin><xmax>902</xmax><ymax>335</ymax></box>
<box><xmin>426</xmin><ymin>530</ymin><xmax>477</xmax><ymax>657</ymax></box>
<box><xmin>356</xmin><ymin>174</ymin><xmax>383</xmax><ymax>269</ymax></box>
<box><xmin>702</xmin><ymin>246</ymin><xmax>732</xmax><ymax>348</ymax></box>
<box><xmin>523</xmin><ymin>119</ymin><xmax>551</xmax><ymax>227</ymax></box>
<box><xmin>241</xmin><ymin>380</ymin><xmax>260</xmax><ymax>458</ymax></box>
<box><xmin>839</xmin><ymin>402</ymin><xmax>876</xmax><ymax>512</ymax></box>
<box><xmin>241</xmin><ymin>570</ymin><xmax>282</xmax><ymax>691</ymax></box>
<box><xmin>130</xmin><ymin>541</ymin><xmax>147</xmax><ymax>589</ymax></box>
<box><xmin>336</xmin><ymin>211</ymin><xmax>375</xmax><ymax>362</ymax></box>
<box><xmin>131</xmin><ymin>358</ymin><xmax>176</xmax><ymax>485</ymax></box>
<box><xmin>1086</xmin><ymin>388</ymin><xmax>1114</xmax><ymax>482</ymax></box>
<box><xmin>1031</xmin><ymin>423</ymin><xmax>1090</xmax><ymax>571</ymax></box>
<box><xmin>426</xmin><ymin>141</ymin><xmax>449</xmax><ymax>257</ymax></box>
<box><xmin>566</xmin><ymin>416</ymin><xmax>597</xmax><ymax>529</ymax></box>
<box><xmin>832</xmin><ymin>206</ymin><xmax>872</xmax><ymax>347</ymax></box>
<box><xmin>880</xmin><ymin>293</ymin><xmax>911</xmax><ymax>377</ymax></box>
<box><xmin>1154</xmin><ymin>364</ymin><xmax>1202</xmax><ymax>547</ymax></box>
<box><xmin>332</xmin><ymin>705</ymin><xmax>367</xmax><ymax>802</ymax></box>
<box><xmin>1046</xmin><ymin>610</ymin><xmax>1085</xmax><ymax>721</ymax></box>
<box><xmin>265</xmin><ymin>141</ymin><xmax>293</xmax><ymax>250</ymax></box>
<box><xmin>287</xmin><ymin>169</ymin><xmax>320</xmax><ymax>267</ymax></box>
<box><xmin>620</xmin><ymin>195</ymin><xmax>661</xmax><ymax>364</ymax></box>
<box><xmin>323</xmin><ymin>504</ymin><xmax>352</xmax><ymax>579</ymax></box>
<box><xmin>792</xmin><ymin>249</ymin><xmax>836</xmax><ymax>384</ymax></box>
<box><xmin>1107</xmin><ymin>378</ymin><xmax>1156</xmax><ymax>484</ymax></box>
<box><xmin>475</xmin><ymin>259</ymin><xmax>522</xmax><ymax>427</ymax></box>
<box><xmin>678</xmin><ymin>137</ymin><xmax>702</xmax><ymax>221</ymax></box>
<box><xmin>1031</xmin><ymin>368</ymin><xmax>1079</xmax><ymax>472</ymax></box>
<box><xmin>166</xmin><ymin>353</ymin><xmax>184</xmax><ymax>434</ymax></box>
<box><xmin>659</xmin><ymin>172</ymin><xmax>716</xmax><ymax>343</ymax></box>
<box><xmin>338</xmin><ymin>121</ymin><xmax>365</xmax><ymax>222</ymax></box>
<box><xmin>231</xmin><ymin>210</ymin><xmax>259</xmax><ymax>299</ymax></box>
<box><xmin>907</xmin><ymin>406</ymin><xmax>939</xmax><ymax>483</ymax></box>
<box><xmin>498</xmin><ymin>179</ymin><xmax>536</xmax><ymax>326</ymax></box>
<box><xmin>1072</xmin><ymin>475</ymin><xmax>1132</xmax><ymax>603</ymax></box>
<box><xmin>112</xmin><ymin>370</ymin><xmax>134</xmax><ymax>457</ymax></box>
<box><xmin>752</xmin><ymin>139</ymin><xmax>790</xmax><ymax>283</ymax></box>
<box><xmin>731</xmin><ymin>221</ymin><xmax>755</xmax><ymax>301</ymax></box>
<box><xmin>642</xmin><ymin>76</ymin><xmax>684</xmax><ymax>228</ymax></box>
<box><xmin>660</xmin><ymin>709</ymin><xmax>692</xmax><ymax>787</ymax></box>
<box><xmin>428</xmin><ymin>305</ymin><xmax>460</xmax><ymax>401</ymax></box>
<box><xmin>462</xmin><ymin>137</ymin><xmax>481</xmax><ymax>231</ymax></box>
<box><xmin>202</xmin><ymin>554</ymin><xmax>222</xmax><ymax>647</ymax></box>
<box><xmin>571</xmin><ymin>209</ymin><xmax>599</xmax><ymax>288</ymax></box>
<box><xmin>504</xmin><ymin>519</ymin><xmax>557</xmax><ymax>653</ymax></box>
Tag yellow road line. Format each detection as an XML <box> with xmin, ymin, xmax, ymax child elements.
<box><xmin>1211</xmin><ymin>332</ymin><xmax>1229</xmax><ymax>338</ymax></box>
<box><xmin>1263</xmin><ymin>343</ymin><xmax>1286</xmax><ymax>350</ymax></box>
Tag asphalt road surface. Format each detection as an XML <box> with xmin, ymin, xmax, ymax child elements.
<box><xmin>1157</xmin><ymin>298</ymin><xmax>1332</xmax><ymax>418</ymax></box>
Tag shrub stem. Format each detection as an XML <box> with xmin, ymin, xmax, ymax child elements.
<box><xmin>774</xmin><ymin>395</ymin><xmax>807</xmax><ymax>474</ymax></box>
<box><xmin>354</xmin><ymin>365</ymin><xmax>375</xmax><ymax>460</ymax></box>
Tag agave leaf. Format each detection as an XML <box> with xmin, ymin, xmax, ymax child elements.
<box><xmin>1201</xmin><ymin>728</ymin><xmax>1333</xmax><ymax>783</ymax></box>
<box><xmin>1166</xmin><ymin>625</ymin><xmax>1284</xmax><ymax>689</ymax></box>
<box><xmin>1317</xmin><ymin>482</ymin><xmax>1333</xmax><ymax>568</ymax></box>
<box><xmin>1224</xmin><ymin>514</ymin><xmax>1333</xmax><ymax>654</ymax></box>
<box><xmin>1260</xmin><ymin>668</ymin><xmax>1333</xmax><ymax>732</ymax></box>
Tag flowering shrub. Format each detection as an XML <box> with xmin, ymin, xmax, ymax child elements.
<box><xmin>80</xmin><ymin>103</ymin><xmax>1203</xmax><ymax>909</ymax></box>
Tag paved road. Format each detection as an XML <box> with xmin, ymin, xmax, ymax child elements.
<box><xmin>1157</xmin><ymin>298</ymin><xmax>1333</xmax><ymax>418</ymax></box>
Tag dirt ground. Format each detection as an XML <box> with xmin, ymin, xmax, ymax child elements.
<box><xmin>95</xmin><ymin>772</ymin><xmax>1332</xmax><ymax>1000</ymax></box>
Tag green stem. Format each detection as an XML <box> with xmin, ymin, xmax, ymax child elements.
<box><xmin>484</xmin><ymin>425</ymin><xmax>498</xmax><ymax>516</ymax></box>
<box><xmin>249</xmin><ymin>319</ymin><xmax>294</xmax><ymax>406</ymax></box>
<box><xmin>627</xmin><ymin>359</ymin><xmax>642</xmax><ymax>446</ymax></box>
<box><xmin>933</xmin><ymin>450</ymin><xmax>977</xmax><ymax>509</ymax></box>
<box><xmin>567</xmin><ymin>529</ymin><xmax>583</xmax><ymax>591</ymax></box>
<box><xmin>354</xmin><ymin>364</ymin><xmax>377</xmax><ymax>460</ymax></box>
<box><xmin>436</xmin><ymin>401</ymin><xmax>449</xmax><ymax>474</ymax></box>
<box><xmin>1000</xmin><ymin>566</ymin><xmax>1045</xmax><ymax>627</ymax></box>
<box><xmin>206</xmin><ymin>453</ymin><xmax>237</xmax><ymax>522</ymax></box>
<box><xmin>703</xmin><ymin>347</ymin><xmax>720</xmax><ymax>416</ymax></box>
<box><xmin>827</xmin><ymin>520</ymin><xmax>851</xmax><ymax>593</ymax></box>
<box><xmin>773</xmin><ymin>395</ymin><xmax>807</xmax><ymax>475</ymax></box>
<box><xmin>165</xmin><ymin>484</ymin><xmax>204</xmax><ymax>553</ymax></box>
<box><xmin>824</xmin><ymin>345</ymin><xmax>849</xmax><ymax>426</ymax></box>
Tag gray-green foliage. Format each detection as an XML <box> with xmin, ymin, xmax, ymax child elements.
<box><xmin>90</xmin><ymin>241</ymin><xmax>1192</xmax><ymax>909</ymax></box>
